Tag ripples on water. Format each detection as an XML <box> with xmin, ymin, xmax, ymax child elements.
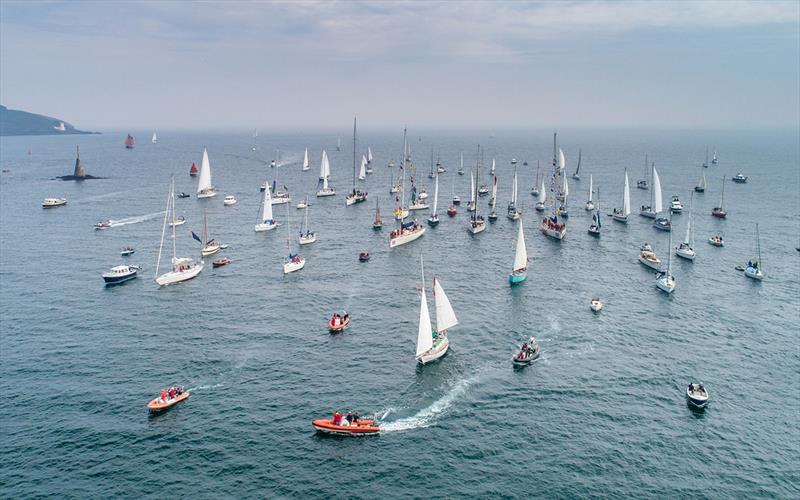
<box><xmin>1</xmin><ymin>129</ymin><xmax>798</xmax><ymax>497</ymax></box>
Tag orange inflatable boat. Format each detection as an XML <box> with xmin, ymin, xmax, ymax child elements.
<box><xmin>312</xmin><ymin>418</ymin><xmax>379</xmax><ymax>435</ymax></box>
<box><xmin>328</xmin><ymin>314</ymin><xmax>350</xmax><ymax>333</ymax></box>
<box><xmin>147</xmin><ymin>390</ymin><xmax>190</xmax><ymax>412</ymax></box>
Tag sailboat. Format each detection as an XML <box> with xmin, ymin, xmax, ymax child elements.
<box><xmin>298</xmin><ymin>204</ymin><xmax>316</xmax><ymax>244</ymax></box>
<box><xmin>555</xmin><ymin>148</ymin><xmax>566</xmax><ymax>201</ymax></box>
<box><xmin>572</xmin><ymin>149</ymin><xmax>581</xmax><ymax>180</ymax></box>
<box><xmin>302</xmin><ymin>148</ymin><xmax>310</xmax><ymax>171</ymax></box>
<box><xmin>703</xmin><ymin>146</ymin><xmax>709</xmax><ymax>168</ymax></box>
<box><xmin>373</xmin><ymin>196</ymin><xmax>383</xmax><ymax>229</ymax></box>
<box><xmin>467</xmin><ymin>171</ymin><xmax>476</xmax><ymax>212</ymax></box>
<box><xmin>651</xmin><ymin>168</ymin><xmax>672</xmax><ymax>231</ymax></box>
<box><xmin>712</xmin><ymin>149</ymin><xmax>718</xmax><ymax>165</ymax></box>
<box><xmin>346</xmin><ymin>118</ymin><xmax>367</xmax><ymax>206</ymax></box>
<box><xmin>194</xmin><ymin>209</ymin><xmax>220</xmax><ymax>256</ymax></box>
<box><xmin>744</xmin><ymin>224</ymin><xmax>764</xmax><ymax>280</ymax></box>
<box><xmin>367</xmin><ymin>146</ymin><xmax>373</xmax><ymax>164</ymax></box>
<box><xmin>535</xmin><ymin>178</ymin><xmax>546</xmax><ymax>211</ymax></box>
<box><xmin>468</xmin><ymin>150</ymin><xmax>486</xmax><ymax>235</ymax></box>
<box><xmin>436</xmin><ymin>153</ymin><xmax>446</xmax><ymax>173</ymax></box>
<box><xmin>507</xmin><ymin>160</ymin><xmax>520</xmax><ymax>220</ymax></box>
<box><xmin>490</xmin><ymin>157</ymin><xmax>496</xmax><ymax>175</ymax></box>
<box><xmin>655</xmin><ymin>214</ymin><xmax>676</xmax><ymax>293</ymax></box>
<box><xmin>588</xmin><ymin>188</ymin><xmax>601</xmax><ymax>236</ymax></box>
<box><xmin>255</xmin><ymin>179</ymin><xmax>279</xmax><ymax>231</ymax></box>
<box><xmin>428</xmin><ymin>149</ymin><xmax>436</xmax><ymax>179</ymax></box>
<box><xmin>637</xmin><ymin>154</ymin><xmax>649</xmax><ymax>190</ymax></box>
<box><xmin>268</xmin><ymin>177</ymin><xmax>291</xmax><ymax>204</ymax></box>
<box><xmin>155</xmin><ymin>177</ymin><xmax>204</xmax><ymax>286</ymax></box>
<box><xmin>694</xmin><ymin>166</ymin><xmax>707</xmax><ymax>193</ymax></box>
<box><xmin>557</xmin><ymin>169</ymin><xmax>569</xmax><ymax>217</ymax></box>
<box><xmin>640</xmin><ymin>163</ymin><xmax>660</xmax><ymax>218</ymax></box>
<box><xmin>531</xmin><ymin>160</ymin><xmax>541</xmax><ymax>196</ymax></box>
<box><xmin>283</xmin><ymin>204</ymin><xmax>305</xmax><ymax>274</ymax></box>
<box><xmin>458</xmin><ymin>152</ymin><xmax>465</xmax><ymax>175</ymax></box>
<box><xmin>393</xmin><ymin>129</ymin><xmax>410</xmax><ymax>220</ymax></box>
<box><xmin>415</xmin><ymin>257</ymin><xmax>458</xmax><ymax>365</ymax></box>
<box><xmin>676</xmin><ymin>193</ymin><xmax>696</xmax><ymax>260</ymax></box>
<box><xmin>612</xmin><ymin>169</ymin><xmax>630</xmax><ymax>223</ymax></box>
<box><xmin>389</xmin><ymin>130</ymin><xmax>425</xmax><ymax>248</ymax></box>
<box><xmin>488</xmin><ymin>175</ymin><xmax>498</xmax><ymax>222</ymax></box>
<box><xmin>196</xmin><ymin>147</ymin><xmax>217</xmax><ymax>198</ymax></box>
<box><xmin>540</xmin><ymin>132</ymin><xmax>567</xmax><ymax>239</ymax></box>
<box><xmin>336</xmin><ymin>136</ymin><xmax>342</xmax><ymax>151</ymax></box>
<box><xmin>316</xmin><ymin>150</ymin><xmax>336</xmax><ymax>197</ymax></box>
<box><xmin>189</xmin><ymin>162</ymin><xmax>198</xmax><ymax>177</ymax></box>
<box><xmin>585</xmin><ymin>174</ymin><xmax>595</xmax><ymax>210</ymax></box>
<box><xmin>151</xmin><ymin>132</ymin><xmax>158</xmax><ymax>144</ymax></box>
<box><xmin>509</xmin><ymin>216</ymin><xmax>528</xmax><ymax>284</ymax></box>
<box><xmin>251</xmin><ymin>129</ymin><xmax>258</xmax><ymax>151</ymax></box>
<box><xmin>711</xmin><ymin>176</ymin><xmax>727</xmax><ymax>218</ymax></box>
<box><xmin>125</xmin><ymin>134</ymin><xmax>135</xmax><ymax>149</ymax></box>
<box><xmin>427</xmin><ymin>174</ymin><xmax>440</xmax><ymax>226</ymax></box>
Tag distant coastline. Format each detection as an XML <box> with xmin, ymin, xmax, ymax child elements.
<box><xmin>0</xmin><ymin>104</ymin><xmax>98</xmax><ymax>136</ymax></box>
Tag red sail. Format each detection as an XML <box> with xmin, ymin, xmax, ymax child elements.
<box><xmin>124</xmin><ymin>134</ymin><xmax>135</xmax><ymax>148</ymax></box>
<box><xmin>189</xmin><ymin>162</ymin><xmax>198</xmax><ymax>176</ymax></box>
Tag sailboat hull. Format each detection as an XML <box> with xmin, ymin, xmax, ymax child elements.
<box><xmin>197</xmin><ymin>190</ymin><xmax>217</xmax><ymax>199</ymax></box>
<box><xmin>656</xmin><ymin>276</ymin><xmax>676</xmax><ymax>293</ymax></box>
<box><xmin>156</xmin><ymin>262</ymin><xmax>204</xmax><ymax>286</ymax></box>
<box><xmin>675</xmin><ymin>247</ymin><xmax>696</xmax><ymax>261</ymax></box>
<box><xmin>255</xmin><ymin>221</ymin><xmax>279</xmax><ymax>232</ymax></box>
<box><xmin>389</xmin><ymin>226</ymin><xmax>425</xmax><ymax>248</ymax></box>
<box><xmin>508</xmin><ymin>271</ymin><xmax>527</xmax><ymax>285</ymax></box>
<box><xmin>299</xmin><ymin>234</ymin><xmax>316</xmax><ymax>245</ymax></box>
<box><xmin>316</xmin><ymin>189</ymin><xmax>336</xmax><ymax>197</ymax></box>
<box><xmin>417</xmin><ymin>335</ymin><xmax>449</xmax><ymax>365</ymax></box>
<box><xmin>283</xmin><ymin>258</ymin><xmax>306</xmax><ymax>274</ymax></box>
<box><xmin>744</xmin><ymin>268</ymin><xmax>763</xmax><ymax>281</ymax></box>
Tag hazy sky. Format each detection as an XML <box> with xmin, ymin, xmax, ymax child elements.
<box><xmin>1</xmin><ymin>1</ymin><xmax>798</xmax><ymax>130</ymax></box>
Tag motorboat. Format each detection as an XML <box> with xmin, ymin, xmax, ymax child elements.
<box><xmin>312</xmin><ymin>417</ymin><xmax>379</xmax><ymax>436</ymax></box>
<box><xmin>177</xmin><ymin>192</ymin><xmax>190</xmax><ymax>199</ymax></box>
<box><xmin>169</xmin><ymin>215</ymin><xmax>186</xmax><ymax>227</ymax></box>
<box><xmin>120</xmin><ymin>247</ymin><xmax>135</xmax><ymax>256</ymax></box>
<box><xmin>653</xmin><ymin>217</ymin><xmax>671</xmax><ymax>231</ymax></box>
<box><xmin>708</xmin><ymin>235</ymin><xmax>724</xmax><ymax>247</ymax></box>
<box><xmin>223</xmin><ymin>195</ymin><xmax>237</xmax><ymax>206</ymax></box>
<box><xmin>147</xmin><ymin>387</ymin><xmax>189</xmax><ymax>412</ymax></box>
<box><xmin>512</xmin><ymin>337</ymin><xmax>540</xmax><ymax>366</ymax></box>
<box><xmin>590</xmin><ymin>298</ymin><xmax>603</xmax><ymax>312</ymax></box>
<box><xmin>94</xmin><ymin>220</ymin><xmax>112</xmax><ymax>230</ymax></box>
<box><xmin>359</xmin><ymin>251</ymin><xmax>370</xmax><ymax>262</ymax></box>
<box><xmin>452</xmin><ymin>195</ymin><xmax>461</xmax><ymax>205</ymax></box>
<box><xmin>329</xmin><ymin>313</ymin><xmax>350</xmax><ymax>333</ymax></box>
<box><xmin>638</xmin><ymin>243</ymin><xmax>661</xmax><ymax>270</ymax></box>
<box><xmin>296</xmin><ymin>198</ymin><xmax>311</xmax><ymax>209</ymax></box>
<box><xmin>669</xmin><ymin>195</ymin><xmax>683</xmax><ymax>213</ymax></box>
<box><xmin>447</xmin><ymin>205</ymin><xmax>457</xmax><ymax>217</ymax></box>
<box><xmin>686</xmin><ymin>383</ymin><xmax>709</xmax><ymax>408</ymax></box>
<box><xmin>478</xmin><ymin>185</ymin><xmax>489</xmax><ymax>196</ymax></box>
<box><xmin>418</xmin><ymin>189</ymin><xmax>428</xmax><ymax>200</ymax></box>
<box><xmin>102</xmin><ymin>265</ymin><xmax>139</xmax><ymax>284</ymax></box>
<box><xmin>732</xmin><ymin>173</ymin><xmax>748</xmax><ymax>183</ymax></box>
<box><xmin>212</xmin><ymin>258</ymin><xmax>231</xmax><ymax>268</ymax></box>
<box><xmin>42</xmin><ymin>197</ymin><xmax>67</xmax><ymax>208</ymax></box>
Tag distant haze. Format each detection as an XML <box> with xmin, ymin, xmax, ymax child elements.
<box><xmin>1</xmin><ymin>1</ymin><xmax>798</xmax><ymax>131</ymax></box>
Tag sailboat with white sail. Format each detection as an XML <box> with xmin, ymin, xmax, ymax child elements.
<box><xmin>676</xmin><ymin>193</ymin><xmax>696</xmax><ymax>260</ymax></box>
<box><xmin>283</xmin><ymin>204</ymin><xmax>305</xmax><ymax>274</ymax></box>
<box><xmin>588</xmin><ymin>188</ymin><xmax>601</xmax><ymax>236</ymax></box>
<box><xmin>535</xmin><ymin>178</ymin><xmax>546</xmax><ymax>211</ymax></box>
<box><xmin>640</xmin><ymin>163</ymin><xmax>660</xmax><ymax>218</ymax></box>
<box><xmin>656</xmin><ymin>215</ymin><xmax>676</xmax><ymax>293</ymax></box>
<box><xmin>458</xmin><ymin>152</ymin><xmax>465</xmax><ymax>175</ymax></box>
<box><xmin>298</xmin><ymin>204</ymin><xmax>316</xmax><ymax>244</ymax></box>
<box><xmin>415</xmin><ymin>257</ymin><xmax>458</xmax><ymax>365</ymax></box>
<box><xmin>345</xmin><ymin>118</ymin><xmax>367</xmax><ymax>206</ymax></box>
<box><xmin>251</xmin><ymin>130</ymin><xmax>258</xmax><ymax>151</ymax></box>
<box><xmin>427</xmin><ymin>173</ymin><xmax>440</xmax><ymax>226</ymax></box>
<box><xmin>585</xmin><ymin>174</ymin><xmax>595</xmax><ymax>210</ymax></box>
<box><xmin>468</xmin><ymin>152</ymin><xmax>486</xmax><ymax>235</ymax></box>
<box><xmin>390</xmin><ymin>130</ymin><xmax>425</xmax><ymax>248</ymax></box>
<box><xmin>151</xmin><ymin>132</ymin><xmax>157</xmax><ymax>144</ymax></box>
<box><xmin>393</xmin><ymin>130</ymin><xmax>410</xmax><ymax>220</ymax></box>
<box><xmin>507</xmin><ymin>159</ymin><xmax>520</xmax><ymax>220</ymax></box>
<box><xmin>712</xmin><ymin>149</ymin><xmax>718</xmax><ymax>165</ymax></box>
<box><xmin>302</xmin><ymin>148</ymin><xmax>310</xmax><ymax>171</ymax></box>
<box><xmin>359</xmin><ymin>155</ymin><xmax>368</xmax><ymax>180</ymax></box>
<box><xmin>637</xmin><ymin>154</ymin><xmax>649</xmax><ymax>190</ymax></box>
<box><xmin>744</xmin><ymin>224</ymin><xmax>764</xmax><ymax>280</ymax></box>
<box><xmin>367</xmin><ymin>146</ymin><xmax>373</xmax><ymax>164</ymax></box>
<box><xmin>467</xmin><ymin>171</ymin><xmax>476</xmax><ymax>212</ymax></box>
<box><xmin>155</xmin><ymin>177</ymin><xmax>204</xmax><ymax>286</ymax></box>
<box><xmin>488</xmin><ymin>175</ymin><xmax>498</xmax><ymax>222</ymax></box>
<box><xmin>255</xmin><ymin>180</ymin><xmax>279</xmax><ymax>231</ymax></box>
<box><xmin>711</xmin><ymin>176</ymin><xmax>726</xmax><ymax>218</ymax></box>
<box><xmin>650</xmin><ymin>168</ymin><xmax>671</xmax><ymax>231</ymax></box>
<box><xmin>540</xmin><ymin>132</ymin><xmax>567</xmax><ymax>239</ymax></box>
<box><xmin>316</xmin><ymin>150</ymin><xmax>336</xmax><ymax>197</ymax></box>
<box><xmin>612</xmin><ymin>169</ymin><xmax>631</xmax><ymax>223</ymax></box>
<box><xmin>572</xmin><ymin>149</ymin><xmax>581</xmax><ymax>180</ymax></box>
<box><xmin>196</xmin><ymin>147</ymin><xmax>217</xmax><ymax>198</ymax></box>
<box><xmin>531</xmin><ymin>160</ymin><xmax>541</xmax><ymax>196</ymax></box>
<box><xmin>694</xmin><ymin>166</ymin><xmax>707</xmax><ymax>193</ymax></box>
<box><xmin>509</xmin><ymin>216</ymin><xmax>528</xmax><ymax>284</ymax></box>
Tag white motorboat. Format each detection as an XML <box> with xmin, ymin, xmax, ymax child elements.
<box><xmin>708</xmin><ymin>235</ymin><xmax>724</xmax><ymax>247</ymax></box>
<box><xmin>196</xmin><ymin>147</ymin><xmax>217</xmax><ymax>198</ymax></box>
<box><xmin>102</xmin><ymin>265</ymin><xmax>139</xmax><ymax>285</ymax></box>
<box><xmin>638</xmin><ymin>243</ymin><xmax>662</xmax><ymax>270</ymax></box>
<box><xmin>686</xmin><ymin>383</ymin><xmax>709</xmax><ymax>408</ymax></box>
<box><xmin>669</xmin><ymin>195</ymin><xmax>683</xmax><ymax>213</ymax></box>
<box><xmin>42</xmin><ymin>197</ymin><xmax>67</xmax><ymax>208</ymax></box>
<box><xmin>415</xmin><ymin>257</ymin><xmax>458</xmax><ymax>365</ymax></box>
<box><xmin>732</xmin><ymin>173</ymin><xmax>748</xmax><ymax>183</ymax></box>
<box><xmin>223</xmin><ymin>195</ymin><xmax>237</xmax><ymax>206</ymax></box>
<box><xmin>590</xmin><ymin>298</ymin><xmax>603</xmax><ymax>312</ymax></box>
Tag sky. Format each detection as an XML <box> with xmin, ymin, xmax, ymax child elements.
<box><xmin>1</xmin><ymin>0</ymin><xmax>798</xmax><ymax>130</ymax></box>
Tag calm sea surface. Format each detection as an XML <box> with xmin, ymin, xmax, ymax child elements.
<box><xmin>1</xmin><ymin>129</ymin><xmax>798</xmax><ymax>498</ymax></box>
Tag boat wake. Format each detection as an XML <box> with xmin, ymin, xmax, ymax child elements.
<box><xmin>380</xmin><ymin>375</ymin><xmax>479</xmax><ymax>433</ymax></box>
<box><xmin>186</xmin><ymin>383</ymin><xmax>224</xmax><ymax>392</ymax></box>
<box><xmin>109</xmin><ymin>211</ymin><xmax>165</xmax><ymax>227</ymax></box>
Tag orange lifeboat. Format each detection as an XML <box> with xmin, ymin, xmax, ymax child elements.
<box><xmin>312</xmin><ymin>418</ymin><xmax>379</xmax><ymax>435</ymax></box>
<box><xmin>147</xmin><ymin>390</ymin><xmax>189</xmax><ymax>412</ymax></box>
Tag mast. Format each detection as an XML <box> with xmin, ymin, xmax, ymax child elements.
<box><xmin>685</xmin><ymin>193</ymin><xmax>693</xmax><ymax>245</ymax></box>
<box><xmin>720</xmin><ymin>175</ymin><xmax>725</xmax><ymax>209</ymax></box>
<box><xmin>666</xmin><ymin>213</ymin><xmax>673</xmax><ymax>276</ymax></box>
<box><xmin>432</xmin><ymin>173</ymin><xmax>439</xmax><ymax>217</ymax></box>
<box><xmin>473</xmin><ymin>145</ymin><xmax>481</xmax><ymax>222</ymax></box>
<box><xmin>756</xmin><ymin>223</ymin><xmax>762</xmax><ymax>270</ymax></box>
<box><xmin>352</xmin><ymin>117</ymin><xmax>357</xmax><ymax>189</ymax></box>
<box><xmin>416</xmin><ymin>257</ymin><xmax>433</xmax><ymax>357</ymax></box>
<box><xmin>574</xmin><ymin>149</ymin><xmax>581</xmax><ymax>177</ymax></box>
<box><xmin>155</xmin><ymin>176</ymin><xmax>173</xmax><ymax>279</ymax></box>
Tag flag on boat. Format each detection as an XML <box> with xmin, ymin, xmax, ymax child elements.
<box><xmin>191</xmin><ymin>231</ymin><xmax>202</xmax><ymax>243</ymax></box>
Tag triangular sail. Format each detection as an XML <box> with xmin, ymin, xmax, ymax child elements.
<box><xmin>261</xmin><ymin>184</ymin><xmax>274</xmax><ymax>221</ymax></box>
<box><xmin>433</xmin><ymin>277</ymin><xmax>458</xmax><ymax>333</ymax></box>
<box><xmin>197</xmin><ymin>147</ymin><xmax>213</xmax><ymax>193</ymax></box>
<box><xmin>623</xmin><ymin>171</ymin><xmax>631</xmax><ymax>215</ymax></box>
<box><xmin>321</xmin><ymin>150</ymin><xmax>330</xmax><ymax>189</ymax></box>
<box><xmin>538</xmin><ymin>179</ymin><xmax>546</xmax><ymax>204</ymax></box>
<box><xmin>359</xmin><ymin>155</ymin><xmax>367</xmax><ymax>179</ymax></box>
<box><xmin>432</xmin><ymin>174</ymin><xmax>439</xmax><ymax>215</ymax></box>
<box><xmin>513</xmin><ymin>220</ymin><xmax>527</xmax><ymax>272</ymax></box>
<box><xmin>491</xmin><ymin>158</ymin><xmax>496</xmax><ymax>173</ymax></box>
<box><xmin>303</xmin><ymin>148</ymin><xmax>309</xmax><ymax>170</ymax></box>
<box><xmin>653</xmin><ymin>167</ymin><xmax>663</xmax><ymax>214</ymax></box>
<box><xmin>416</xmin><ymin>260</ymin><xmax>434</xmax><ymax>357</ymax></box>
<box><xmin>574</xmin><ymin>149</ymin><xmax>581</xmax><ymax>176</ymax></box>
<box><xmin>491</xmin><ymin>175</ymin><xmax>498</xmax><ymax>203</ymax></box>
<box><xmin>588</xmin><ymin>175</ymin><xmax>593</xmax><ymax>202</ymax></box>
<box><xmin>368</xmin><ymin>146</ymin><xmax>373</xmax><ymax>163</ymax></box>
<box><xmin>470</xmin><ymin>172</ymin><xmax>475</xmax><ymax>204</ymax></box>
<box><xmin>558</xmin><ymin>148</ymin><xmax>566</xmax><ymax>171</ymax></box>
<box><xmin>319</xmin><ymin>149</ymin><xmax>328</xmax><ymax>180</ymax></box>
<box><xmin>511</xmin><ymin>172</ymin><xmax>517</xmax><ymax>204</ymax></box>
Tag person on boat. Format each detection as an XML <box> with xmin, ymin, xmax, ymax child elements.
<box><xmin>346</xmin><ymin>411</ymin><xmax>353</xmax><ymax>424</ymax></box>
<box><xmin>522</xmin><ymin>342</ymin><xmax>528</xmax><ymax>352</ymax></box>
<box><xmin>343</xmin><ymin>313</ymin><xmax>349</xmax><ymax>323</ymax></box>
<box><xmin>168</xmin><ymin>388</ymin><xmax>175</xmax><ymax>399</ymax></box>
<box><xmin>353</xmin><ymin>411</ymin><xmax>360</xmax><ymax>423</ymax></box>
<box><xmin>332</xmin><ymin>411</ymin><xmax>342</xmax><ymax>425</ymax></box>
<box><xmin>160</xmin><ymin>390</ymin><xmax>167</xmax><ymax>402</ymax></box>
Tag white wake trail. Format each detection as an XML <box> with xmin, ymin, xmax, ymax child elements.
<box><xmin>109</xmin><ymin>211</ymin><xmax>165</xmax><ymax>227</ymax></box>
<box><xmin>380</xmin><ymin>375</ymin><xmax>480</xmax><ymax>433</ymax></box>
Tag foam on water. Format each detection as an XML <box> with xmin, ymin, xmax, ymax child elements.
<box><xmin>109</xmin><ymin>211</ymin><xmax>165</xmax><ymax>227</ymax></box>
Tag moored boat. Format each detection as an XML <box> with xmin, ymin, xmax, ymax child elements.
<box><xmin>711</xmin><ymin>176</ymin><xmax>727</xmax><ymax>218</ymax></box>
<box><xmin>638</xmin><ymin>243</ymin><xmax>662</xmax><ymax>270</ymax></box>
<box><xmin>196</xmin><ymin>147</ymin><xmax>217</xmax><ymax>198</ymax></box>
<box><xmin>212</xmin><ymin>258</ymin><xmax>231</xmax><ymax>268</ymax></box>
<box><xmin>744</xmin><ymin>223</ymin><xmax>764</xmax><ymax>281</ymax></box>
<box><xmin>102</xmin><ymin>265</ymin><xmax>139</xmax><ymax>284</ymax></box>
<box><xmin>223</xmin><ymin>195</ymin><xmax>237</xmax><ymax>206</ymax></box>
<box><xmin>612</xmin><ymin>170</ymin><xmax>631</xmax><ymax>223</ymax></box>
<box><xmin>359</xmin><ymin>251</ymin><xmax>370</xmax><ymax>262</ymax></box>
<box><xmin>121</xmin><ymin>247</ymin><xmax>135</xmax><ymax>256</ymax></box>
<box><xmin>708</xmin><ymin>235</ymin><xmax>724</xmax><ymax>247</ymax></box>
<box><xmin>732</xmin><ymin>173</ymin><xmax>748</xmax><ymax>183</ymax></box>
<box><xmin>42</xmin><ymin>197</ymin><xmax>67</xmax><ymax>208</ymax></box>
<box><xmin>255</xmin><ymin>181</ymin><xmax>279</xmax><ymax>232</ymax></box>
<box><xmin>655</xmin><ymin>218</ymin><xmax>676</xmax><ymax>293</ymax></box>
<box><xmin>508</xmin><ymin>218</ymin><xmax>528</xmax><ymax>284</ymax></box>
<box><xmin>686</xmin><ymin>383</ymin><xmax>709</xmax><ymax>408</ymax></box>
<box><xmin>590</xmin><ymin>298</ymin><xmax>603</xmax><ymax>312</ymax></box>
<box><xmin>155</xmin><ymin>177</ymin><xmax>204</xmax><ymax>286</ymax></box>
<box><xmin>189</xmin><ymin>162</ymin><xmax>198</xmax><ymax>177</ymax></box>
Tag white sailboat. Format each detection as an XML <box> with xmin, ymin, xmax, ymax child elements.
<box><xmin>467</xmin><ymin>171</ymin><xmax>476</xmax><ymax>212</ymax></box>
<box><xmin>531</xmin><ymin>160</ymin><xmax>541</xmax><ymax>196</ymax></box>
<box><xmin>507</xmin><ymin>160</ymin><xmax>520</xmax><ymax>220</ymax></box>
<box><xmin>695</xmin><ymin>169</ymin><xmax>707</xmax><ymax>193</ymax></box>
<box><xmin>490</xmin><ymin>157</ymin><xmax>496</xmax><ymax>175</ymax></box>
<box><xmin>637</xmin><ymin>154</ymin><xmax>649</xmax><ymax>190</ymax></box>
<box><xmin>588</xmin><ymin>188</ymin><xmax>602</xmax><ymax>236</ymax></box>
<box><xmin>345</xmin><ymin>118</ymin><xmax>367</xmax><ymax>205</ymax></box>
<box><xmin>367</xmin><ymin>146</ymin><xmax>373</xmax><ymax>164</ymax></box>
<box><xmin>283</xmin><ymin>204</ymin><xmax>305</xmax><ymax>274</ymax></box>
<box><xmin>390</xmin><ymin>129</ymin><xmax>425</xmax><ymax>247</ymax></box>
<box><xmin>316</xmin><ymin>150</ymin><xmax>336</xmax><ymax>197</ymax></box>
<box><xmin>415</xmin><ymin>257</ymin><xmax>458</xmax><ymax>365</ymax></box>
<box><xmin>302</xmin><ymin>148</ymin><xmax>310</xmax><ymax>171</ymax></box>
<box><xmin>540</xmin><ymin>132</ymin><xmax>567</xmax><ymax>239</ymax></box>
<box><xmin>468</xmin><ymin>150</ymin><xmax>486</xmax><ymax>234</ymax></box>
<box><xmin>251</xmin><ymin>129</ymin><xmax>258</xmax><ymax>151</ymax></box>
<box><xmin>656</xmin><ymin>215</ymin><xmax>676</xmax><ymax>293</ymax></box>
<box><xmin>612</xmin><ymin>169</ymin><xmax>630</xmax><ymax>223</ymax></box>
<box><xmin>196</xmin><ymin>147</ymin><xmax>217</xmax><ymax>198</ymax></box>
<box><xmin>298</xmin><ymin>204</ymin><xmax>316</xmax><ymax>244</ymax></box>
<box><xmin>535</xmin><ymin>178</ymin><xmax>546</xmax><ymax>211</ymax></box>
<box><xmin>427</xmin><ymin>173</ymin><xmax>440</xmax><ymax>226</ymax></box>
<box><xmin>744</xmin><ymin>224</ymin><xmax>764</xmax><ymax>280</ymax></box>
<box><xmin>488</xmin><ymin>175</ymin><xmax>498</xmax><ymax>221</ymax></box>
<box><xmin>151</xmin><ymin>132</ymin><xmax>157</xmax><ymax>144</ymax></box>
<box><xmin>255</xmin><ymin>180</ymin><xmax>279</xmax><ymax>231</ymax></box>
<box><xmin>508</xmin><ymin>216</ymin><xmax>528</xmax><ymax>284</ymax></box>
<box><xmin>651</xmin><ymin>168</ymin><xmax>671</xmax><ymax>231</ymax></box>
<box><xmin>572</xmin><ymin>149</ymin><xmax>581</xmax><ymax>180</ymax></box>
<box><xmin>198</xmin><ymin>209</ymin><xmax>220</xmax><ymax>256</ymax></box>
<box><xmin>585</xmin><ymin>174</ymin><xmax>594</xmax><ymax>210</ymax></box>
<box><xmin>640</xmin><ymin>164</ymin><xmax>661</xmax><ymax>218</ymax></box>
<box><xmin>676</xmin><ymin>193</ymin><xmax>696</xmax><ymax>261</ymax></box>
<box><xmin>458</xmin><ymin>152</ymin><xmax>465</xmax><ymax>175</ymax></box>
<box><xmin>359</xmin><ymin>155</ymin><xmax>367</xmax><ymax>180</ymax></box>
<box><xmin>155</xmin><ymin>177</ymin><xmax>204</xmax><ymax>286</ymax></box>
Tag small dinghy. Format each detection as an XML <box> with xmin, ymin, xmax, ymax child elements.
<box><xmin>177</xmin><ymin>192</ymin><xmax>190</xmax><ymax>199</ymax></box>
<box><xmin>734</xmin><ymin>265</ymin><xmax>745</xmax><ymax>271</ymax></box>
<box><xmin>312</xmin><ymin>413</ymin><xmax>379</xmax><ymax>436</ymax></box>
<box><xmin>686</xmin><ymin>383</ymin><xmax>709</xmax><ymax>409</ymax></box>
<box><xmin>120</xmin><ymin>247</ymin><xmax>135</xmax><ymax>256</ymax></box>
<box><xmin>358</xmin><ymin>252</ymin><xmax>370</xmax><ymax>262</ymax></box>
<box><xmin>590</xmin><ymin>298</ymin><xmax>603</xmax><ymax>312</ymax></box>
<box><xmin>732</xmin><ymin>173</ymin><xmax>748</xmax><ymax>183</ymax></box>
<box><xmin>94</xmin><ymin>220</ymin><xmax>112</xmax><ymax>230</ymax></box>
<box><xmin>512</xmin><ymin>337</ymin><xmax>540</xmax><ymax>366</ymax></box>
<box><xmin>169</xmin><ymin>215</ymin><xmax>186</xmax><ymax>227</ymax></box>
<box><xmin>708</xmin><ymin>235</ymin><xmax>724</xmax><ymax>247</ymax></box>
<box><xmin>212</xmin><ymin>258</ymin><xmax>231</xmax><ymax>268</ymax></box>
<box><xmin>147</xmin><ymin>387</ymin><xmax>189</xmax><ymax>412</ymax></box>
<box><xmin>329</xmin><ymin>313</ymin><xmax>350</xmax><ymax>333</ymax></box>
